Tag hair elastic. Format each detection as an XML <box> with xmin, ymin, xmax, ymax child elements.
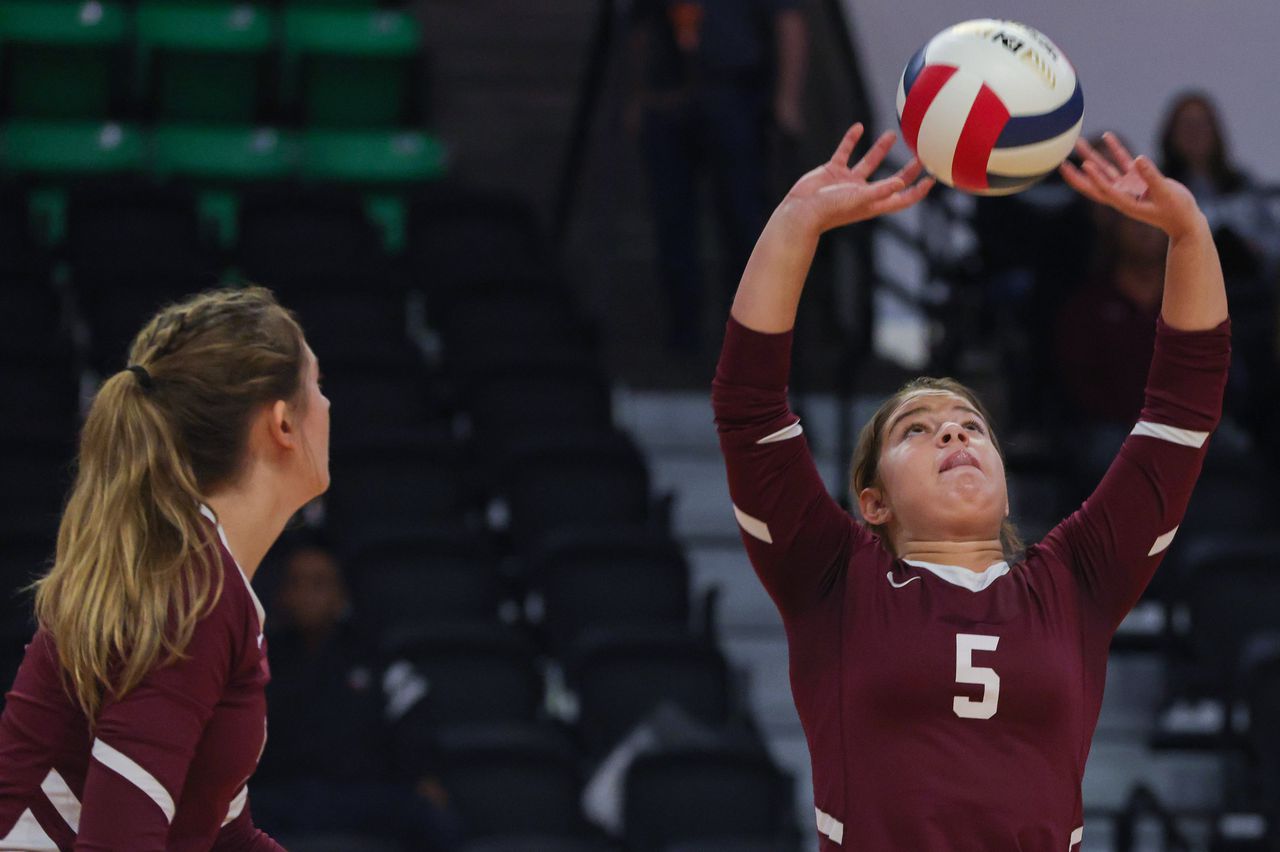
<box><xmin>126</xmin><ymin>365</ymin><xmax>154</xmax><ymax>391</ymax></box>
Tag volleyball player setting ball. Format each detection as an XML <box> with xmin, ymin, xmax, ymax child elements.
<box><xmin>0</xmin><ymin>288</ymin><xmax>326</xmax><ymax>849</ymax></box>
<box><xmin>713</xmin><ymin>21</ymin><xmax>1229</xmax><ymax>851</ymax></box>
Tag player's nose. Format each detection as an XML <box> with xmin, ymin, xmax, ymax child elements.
<box><xmin>937</xmin><ymin>422</ymin><xmax>968</xmax><ymax>446</ymax></box>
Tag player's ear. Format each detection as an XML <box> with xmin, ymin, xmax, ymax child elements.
<box><xmin>859</xmin><ymin>486</ymin><xmax>892</xmax><ymax>526</ymax></box>
<box><xmin>264</xmin><ymin>399</ymin><xmax>297</xmax><ymax>451</ymax></box>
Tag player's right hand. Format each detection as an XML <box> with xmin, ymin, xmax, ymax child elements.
<box><xmin>778</xmin><ymin>123</ymin><xmax>934</xmax><ymax>236</ymax></box>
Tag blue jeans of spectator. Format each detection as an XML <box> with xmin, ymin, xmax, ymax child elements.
<box><xmin>640</xmin><ymin>84</ymin><xmax>769</xmax><ymax>350</ymax></box>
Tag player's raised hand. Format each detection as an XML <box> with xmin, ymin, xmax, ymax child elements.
<box><xmin>781</xmin><ymin>123</ymin><xmax>934</xmax><ymax>235</ymax></box>
<box><xmin>1060</xmin><ymin>132</ymin><xmax>1206</xmax><ymax>241</ymax></box>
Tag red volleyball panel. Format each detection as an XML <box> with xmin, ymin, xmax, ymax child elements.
<box><xmin>951</xmin><ymin>84</ymin><xmax>1011</xmax><ymax>191</ymax></box>
<box><xmin>899</xmin><ymin>64</ymin><xmax>957</xmax><ymax>154</ymax></box>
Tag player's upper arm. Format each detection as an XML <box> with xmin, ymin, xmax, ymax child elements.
<box><xmin>1044</xmin><ymin>317</ymin><xmax>1230</xmax><ymax>630</ymax></box>
<box><xmin>76</xmin><ymin>583</ymin><xmax>239</xmax><ymax>850</ymax></box>
<box><xmin>712</xmin><ymin>318</ymin><xmax>863</xmax><ymax>618</ymax></box>
<box><xmin>0</xmin><ymin>630</ymin><xmax>83</xmax><ymax>835</ymax></box>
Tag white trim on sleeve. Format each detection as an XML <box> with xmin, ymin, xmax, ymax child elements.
<box><xmin>1130</xmin><ymin>421</ymin><xmax>1209</xmax><ymax>448</ymax></box>
<box><xmin>91</xmin><ymin>739</ymin><xmax>176</xmax><ymax>823</ymax></box>
<box><xmin>732</xmin><ymin>504</ymin><xmax>773</xmax><ymax>544</ymax></box>
<box><xmin>816</xmin><ymin>806</ymin><xmax>844</xmax><ymax>844</ymax></box>
<box><xmin>757</xmin><ymin>419</ymin><xmax>803</xmax><ymax>444</ymax></box>
<box><xmin>40</xmin><ymin>768</ymin><xmax>81</xmax><ymax>833</ymax></box>
<box><xmin>0</xmin><ymin>808</ymin><xmax>58</xmax><ymax>850</ymax></box>
<box><xmin>222</xmin><ymin>785</ymin><xmax>248</xmax><ymax>827</ymax></box>
<box><xmin>1148</xmin><ymin>526</ymin><xmax>1180</xmax><ymax>556</ymax></box>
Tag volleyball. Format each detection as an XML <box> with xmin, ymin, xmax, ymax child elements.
<box><xmin>896</xmin><ymin>20</ymin><xmax>1084</xmax><ymax>195</ymax></box>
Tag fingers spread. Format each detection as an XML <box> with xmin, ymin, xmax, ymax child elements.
<box><xmin>831</xmin><ymin>123</ymin><xmax>865</xmax><ymax>168</ymax></box>
<box><xmin>1101</xmin><ymin>131</ymin><xmax>1135</xmax><ymax>172</ymax></box>
<box><xmin>850</xmin><ymin>131</ymin><xmax>897</xmax><ymax>180</ymax></box>
<box><xmin>1134</xmin><ymin>156</ymin><xmax>1171</xmax><ymax>198</ymax></box>
<box><xmin>872</xmin><ymin>175</ymin><xmax>935</xmax><ymax>216</ymax></box>
<box><xmin>893</xmin><ymin>157</ymin><xmax>924</xmax><ymax>185</ymax></box>
<box><xmin>1075</xmin><ymin>137</ymin><xmax>1121</xmax><ymax>182</ymax></box>
<box><xmin>1059</xmin><ymin>161</ymin><xmax>1106</xmax><ymax>204</ymax></box>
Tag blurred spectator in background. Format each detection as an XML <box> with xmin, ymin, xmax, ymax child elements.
<box><xmin>1160</xmin><ymin>91</ymin><xmax>1280</xmax><ymax>279</ymax></box>
<box><xmin>252</xmin><ymin>537</ymin><xmax>461</xmax><ymax>851</ymax></box>
<box><xmin>1160</xmin><ymin>92</ymin><xmax>1280</xmax><ymax>465</ymax></box>
<box><xmin>1053</xmin><ymin>151</ymin><xmax>1168</xmax><ymax>492</ymax></box>
<box><xmin>625</xmin><ymin>0</ymin><xmax>808</xmax><ymax>353</ymax></box>
<box><xmin>971</xmin><ymin>172</ymin><xmax>1094</xmax><ymax>433</ymax></box>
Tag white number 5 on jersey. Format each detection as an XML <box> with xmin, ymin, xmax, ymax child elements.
<box><xmin>953</xmin><ymin>633</ymin><xmax>1000</xmax><ymax>719</ymax></box>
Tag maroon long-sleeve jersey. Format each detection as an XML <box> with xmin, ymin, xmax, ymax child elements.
<box><xmin>0</xmin><ymin>505</ymin><xmax>283</xmax><ymax>851</ymax></box>
<box><xmin>712</xmin><ymin>314</ymin><xmax>1229</xmax><ymax>851</ymax></box>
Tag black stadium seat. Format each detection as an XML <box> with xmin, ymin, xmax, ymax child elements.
<box><xmin>464</xmin><ymin>359</ymin><xmax>614</xmax><ymax>457</ymax></box>
<box><xmin>624</xmin><ymin>745</ymin><xmax>795</xmax><ymax>852</ymax></box>
<box><xmin>65</xmin><ymin>185</ymin><xmax>221</xmax><ymax>368</ymax></box>
<box><xmin>1245</xmin><ymin>656</ymin><xmax>1280</xmax><ymax>808</ymax></box>
<box><xmin>346</xmin><ymin>532</ymin><xmax>504</xmax><ymax>633</ymax></box>
<box><xmin>569</xmin><ymin>628</ymin><xmax>731</xmax><ymax>759</ymax></box>
<box><xmin>383</xmin><ymin>624</ymin><xmax>543</xmax><ymax>731</ymax></box>
<box><xmin>499</xmin><ymin>432</ymin><xmax>653</xmax><ymax>553</ymax></box>
<box><xmin>463</xmin><ymin>838</ymin><xmax>619</xmax><ymax>852</ymax></box>
<box><xmin>325</xmin><ymin>439</ymin><xmax>480</xmax><ymax>548</ymax></box>
<box><xmin>320</xmin><ymin>362</ymin><xmax>451</xmax><ymax>452</ymax></box>
<box><xmin>437</xmin><ymin>725</ymin><xmax>589</xmax><ymax>841</ymax></box>
<box><xmin>238</xmin><ymin>191</ymin><xmax>388</xmax><ymax>286</ymax></box>
<box><xmin>1179</xmin><ymin>535</ymin><xmax>1280</xmax><ymax>694</ymax></box>
<box><xmin>407</xmin><ymin>187</ymin><xmax>545</xmax><ymax>309</ymax></box>
<box><xmin>0</xmin><ymin>361</ymin><xmax>80</xmax><ymax>447</ymax></box>
<box><xmin>530</xmin><ymin>529</ymin><xmax>691</xmax><ymax>653</ymax></box>
<box><xmin>438</xmin><ymin>276</ymin><xmax>595</xmax><ymax>373</ymax></box>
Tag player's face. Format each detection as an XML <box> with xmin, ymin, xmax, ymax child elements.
<box><xmin>871</xmin><ymin>391</ymin><xmax>1008</xmax><ymax>547</ymax></box>
<box><xmin>297</xmin><ymin>345</ymin><xmax>331</xmax><ymax>498</ymax></box>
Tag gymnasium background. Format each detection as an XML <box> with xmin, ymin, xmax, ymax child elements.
<box><xmin>1</xmin><ymin>1</ymin><xmax>1278</xmax><ymax>850</ymax></box>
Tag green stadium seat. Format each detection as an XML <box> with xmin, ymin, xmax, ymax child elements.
<box><xmin>152</xmin><ymin>125</ymin><xmax>297</xmax><ymax>181</ymax></box>
<box><xmin>299</xmin><ymin>128</ymin><xmax>444</xmax><ymax>183</ymax></box>
<box><xmin>0</xmin><ymin>1</ymin><xmax>129</xmax><ymax>119</ymax></box>
<box><xmin>135</xmin><ymin>2</ymin><xmax>277</xmax><ymax>123</ymax></box>
<box><xmin>1</xmin><ymin>119</ymin><xmax>143</xmax><ymax>175</ymax></box>
<box><xmin>299</xmin><ymin>129</ymin><xmax>446</xmax><ymax>253</ymax></box>
<box><xmin>151</xmin><ymin>125</ymin><xmax>299</xmax><ymax>248</ymax></box>
<box><xmin>0</xmin><ymin>119</ymin><xmax>144</xmax><ymax>244</ymax></box>
<box><xmin>281</xmin><ymin>7</ymin><xmax>422</xmax><ymax>127</ymax></box>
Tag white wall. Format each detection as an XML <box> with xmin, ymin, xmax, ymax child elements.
<box><xmin>843</xmin><ymin>0</ymin><xmax>1280</xmax><ymax>184</ymax></box>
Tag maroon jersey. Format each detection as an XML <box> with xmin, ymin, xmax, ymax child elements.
<box><xmin>712</xmin><ymin>315</ymin><xmax>1229</xmax><ymax>851</ymax></box>
<box><xmin>0</xmin><ymin>505</ymin><xmax>282</xmax><ymax>851</ymax></box>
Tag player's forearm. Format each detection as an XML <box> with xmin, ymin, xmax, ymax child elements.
<box><xmin>729</xmin><ymin>204</ymin><xmax>821</xmax><ymax>333</ymax></box>
<box><xmin>1160</xmin><ymin>214</ymin><xmax>1229</xmax><ymax>331</ymax></box>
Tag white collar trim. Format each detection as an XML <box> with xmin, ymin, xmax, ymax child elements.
<box><xmin>903</xmin><ymin>558</ymin><xmax>1011</xmax><ymax>593</ymax></box>
<box><xmin>199</xmin><ymin>503</ymin><xmax>267</xmax><ymax>631</ymax></box>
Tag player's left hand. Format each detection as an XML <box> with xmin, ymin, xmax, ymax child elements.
<box><xmin>1060</xmin><ymin>132</ymin><xmax>1207</xmax><ymax>241</ymax></box>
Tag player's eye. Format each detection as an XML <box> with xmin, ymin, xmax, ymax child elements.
<box><xmin>964</xmin><ymin>419</ymin><xmax>984</xmax><ymax>433</ymax></box>
<box><xmin>904</xmin><ymin>422</ymin><xmax>927</xmax><ymax>436</ymax></box>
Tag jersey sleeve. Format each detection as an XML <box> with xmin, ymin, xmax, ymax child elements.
<box><xmin>211</xmin><ymin>799</ymin><xmax>285</xmax><ymax>852</ymax></box>
<box><xmin>75</xmin><ymin>586</ymin><xmax>240</xmax><ymax>851</ymax></box>
<box><xmin>711</xmin><ymin>317</ymin><xmax>866</xmax><ymax>619</ymax></box>
<box><xmin>0</xmin><ymin>629</ymin><xmax>83</xmax><ymax>835</ymax></box>
<box><xmin>1041</xmin><ymin>316</ymin><xmax>1231</xmax><ymax>632</ymax></box>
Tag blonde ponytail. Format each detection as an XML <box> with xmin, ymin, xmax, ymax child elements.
<box><xmin>34</xmin><ymin>286</ymin><xmax>306</xmax><ymax>720</ymax></box>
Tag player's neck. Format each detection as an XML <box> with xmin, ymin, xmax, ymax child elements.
<box><xmin>898</xmin><ymin>539</ymin><xmax>1005</xmax><ymax>573</ymax></box>
<box><xmin>204</xmin><ymin>472</ymin><xmax>294</xmax><ymax>580</ymax></box>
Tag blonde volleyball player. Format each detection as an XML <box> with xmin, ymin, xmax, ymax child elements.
<box><xmin>0</xmin><ymin>287</ymin><xmax>329</xmax><ymax>849</ymax></box>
